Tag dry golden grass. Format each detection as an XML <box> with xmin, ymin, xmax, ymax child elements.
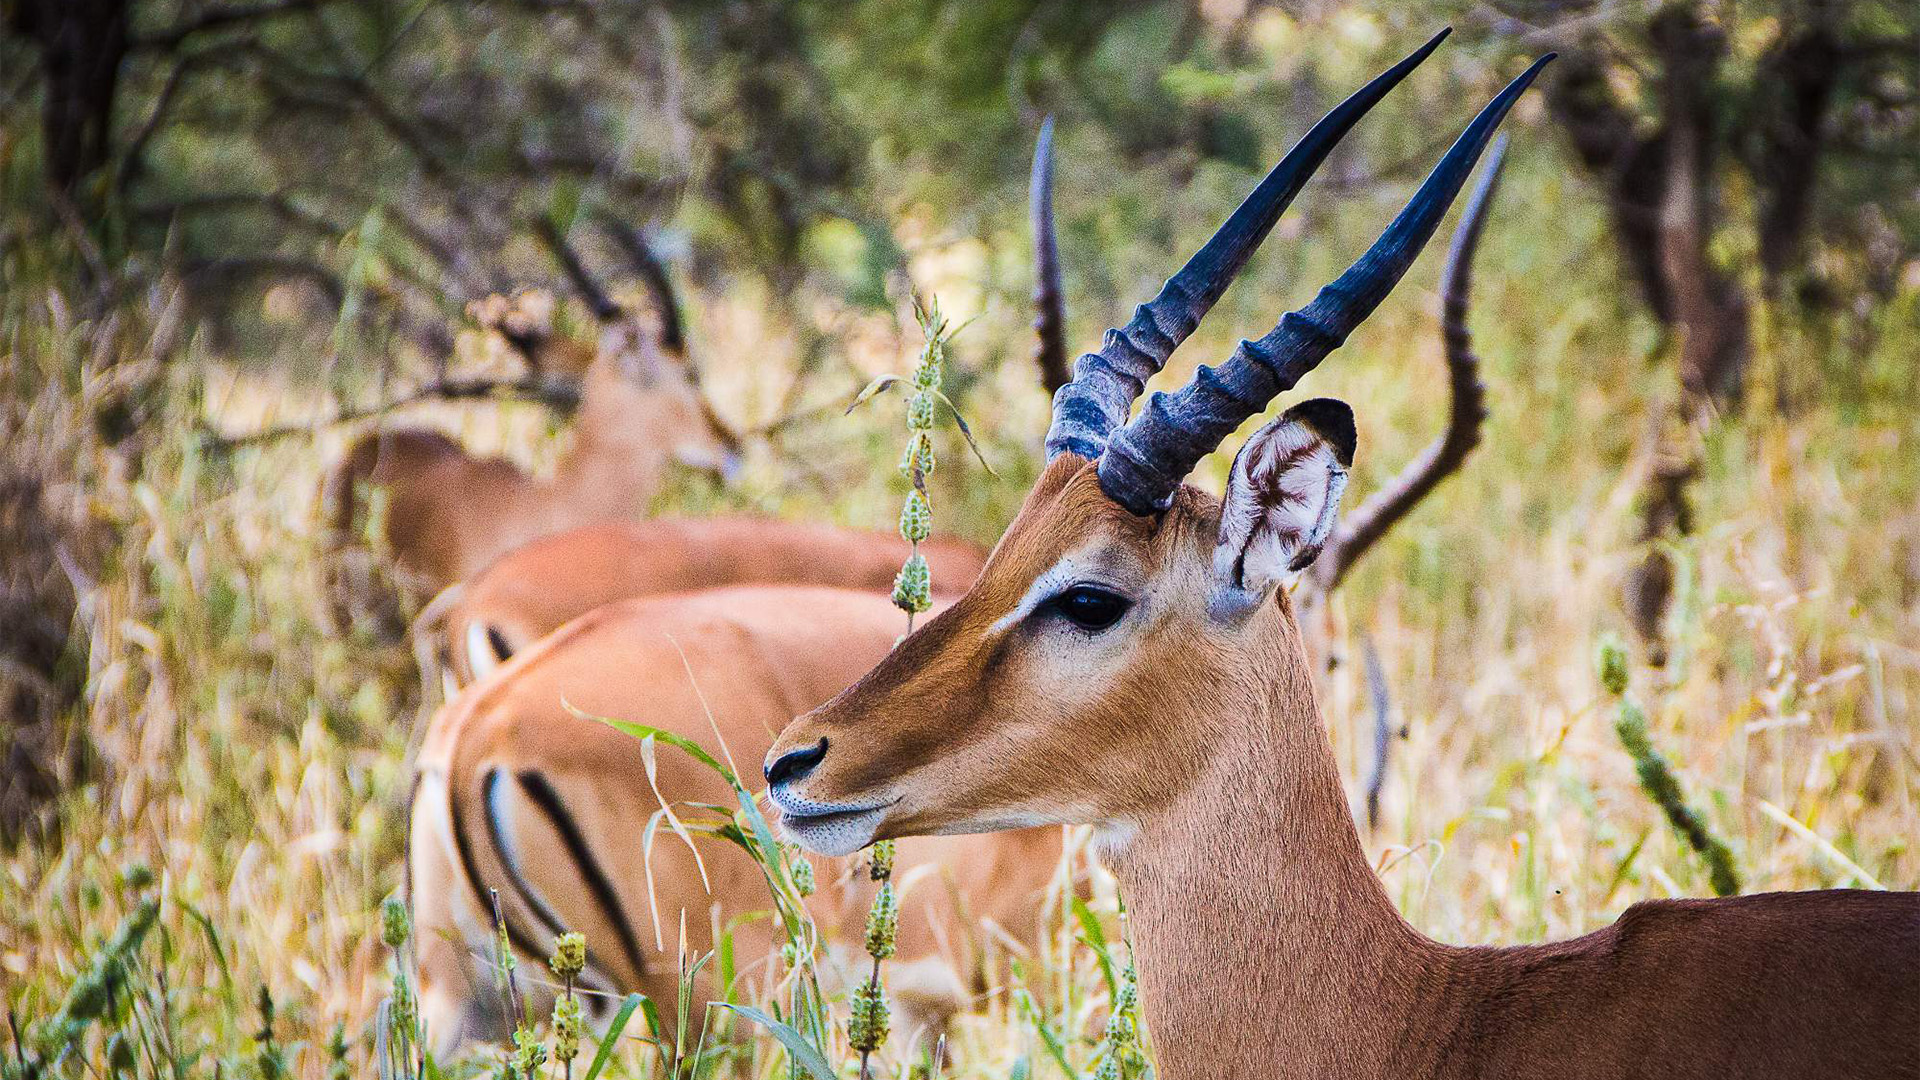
<box><xmin>2</xmin><ymin>186</ymin><xmax>1916</xmax><ymax>1077</ymax></box>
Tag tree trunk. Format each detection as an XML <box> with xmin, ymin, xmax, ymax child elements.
<box><xmin>9</xmin><ymin>0</ymin><xmax>132</xmax><ymax>197</ymax></box>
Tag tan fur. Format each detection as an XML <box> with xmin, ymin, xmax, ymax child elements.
<box><xmin>769</xmin><ymin>457</ymin><xmax>1920</xmax><ymax>1080</ymax></box>
<box><xmin>444</xmin><ymin>519</ymin><xmax>987</xmax><ymax>683</ymax></box>
<box><xmin>321</xmin><ymin>316</ymin><xmax>735</xmax><ymax>627</ymax></box>
<box><xmin>411</xmin><ymin>585</ymin><xmax>1065</xmax><ymax>1058</ymax></box>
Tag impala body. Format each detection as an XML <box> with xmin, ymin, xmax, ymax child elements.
<box><xmin>766</xmin><ymin>34</ymin><xmax>1919</xmax><ymax>1080</ymax></box>
<box><xmin>410</xmin><ymin>585</ymin><xmax>1064</xmax><ymax>1057</ymax></box>
<box><xmin>445</xmin><ymin>519</ymin><xmax>987</xmax><ymax>683</ymax></box>
<box><xmin>323</xmin><ymin>315</ymin><xmax>737</xmax><ymax>615</ymax></box>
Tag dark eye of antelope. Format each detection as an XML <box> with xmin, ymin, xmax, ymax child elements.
<box><xmin>1048</xmin><ymin>586</ymin><xmax>1131</xmax><ymax>632</ymax></box>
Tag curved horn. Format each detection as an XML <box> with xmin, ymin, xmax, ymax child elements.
<box><xmin>1043</xmin><ymin>28</ymin><xmax>1451</xmax><ymax>462</ymax></box>
<box><xmin>534</xmin><ymin>217</ymin><xmax>624</xmax><ymax>322</ymax></box>
<box><xmin>1096</xmin><ymin>54</ymin><xmax>1553</xmax><ymax>515</ymax></box>
<box><xmin>1312</xmin><ymin>135</ymin><xmax>1509</xmax><ymax>593</ymax></box>
<box><xmin>1032</xmin><ymin>117</ymin><xmax>1071</xmax><ymax>395</ymax></box>
<box><xmin>599</xmin><ymin>218</ymin><xmax>687</xmax><ymax>357</ymax></box>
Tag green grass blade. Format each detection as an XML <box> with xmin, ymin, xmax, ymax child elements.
<box><xmin>569</xmin><ymin>701</ymin><xmax>738</xmax><ymax>786</ymax></box>
<box><xmin>715</xmin><ymin>1004</ymin><xmax>837</xmax><ymax>1080</ymax></box>
<box><xmin>580</xmin><ymin>993</ymin><xmax>645</xmax><ymax>1080</ymax></box>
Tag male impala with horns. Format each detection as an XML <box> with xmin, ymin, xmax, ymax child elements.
<box><xmin>766</xmin><ymin>32</ymin><xmax>1918</xmax><ymax>1080</ymax></box>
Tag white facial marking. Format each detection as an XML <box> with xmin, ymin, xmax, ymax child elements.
<box><xmin>465</xmin><ymin>620</ymin><xmax>502</xmax><ymax>681</ymax></box>
<box><xmin>483</xmin><ymin>771</ymin><xmax>567</xmax><ymax>935</ymax></box>
<box><xmin>985</xmin><ymin>555</ymin><xmax>1093</xmax><ymax>638</ymax></box>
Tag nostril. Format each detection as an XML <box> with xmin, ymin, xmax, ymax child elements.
<box><xmin>765</xmin><ymin>738</ymin><xmax>828</xmax><ymax>787</ymax></box>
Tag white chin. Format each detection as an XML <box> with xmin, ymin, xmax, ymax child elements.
<box><xmin>779</xmin><ymin>807</ymin><xmax>886</xmax><ymax>858</ymax></box>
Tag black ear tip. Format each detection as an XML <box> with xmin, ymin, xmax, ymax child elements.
<box><xmin>1284</xmin><ymin>398</ymin><xmax>1357</xmax><ymax>467</ymax></box>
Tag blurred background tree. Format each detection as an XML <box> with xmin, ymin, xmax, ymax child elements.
<box><xmin>1</xmin><ymin>0</ymin><xmax>1917</xmax><ymax>702</ymax></box>
<box><xmin>0</xmin><ymin>4</ymin><xmax>1916</xmax><ymax>1065</ymax></box>
<box><xmin>6</xmin><ymin>2</ymin><xmax>1912</xmax><ymax>379</ymax></box>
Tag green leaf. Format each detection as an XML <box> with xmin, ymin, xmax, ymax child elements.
<box><xmin>932</xmin><ymin>389</ymin><xmax>998</xmax><ymax>476</ymax></box>
<box><xmin>845</xmin><ymin>374</ymin><xmax>903</xmax><ymax>414</ymax></box>
<box><xmin>580</xmin><ymin>994</ymin><xmax>645</xmax><ymax>1080</ymax></box>
<box><xmin>1071</xmin><ymin>897</ymin><xmax>1118</xmax><ymax>1000</ymax></box>
<box><xmin>570</xmin><ymin>701</ymin><xmax>737</xmax><ymax>786</ymax></box>
<box><xmin>1013</xmin><ymin>988</ymin><xmax>1075</xmax><ymax>1079</ymax></box>
<box><xmin>638</xmin><ymin>996</ymin><xmax>666</xmax><ymax>1043</ymax></box>
<box><xmin>715</xmin><ymin>1004</ymin><xmax>838</xmax><ymax>1080</ymax></box>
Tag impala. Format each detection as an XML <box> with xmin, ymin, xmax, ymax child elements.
<box><xmin>445</xmin><ymin>519</ymin><xmax>987</xmax><ymax>682</ymax></box>
<box><xmin>410</xmin><ymin>585</ymin><xmax>1065</xmax><ymax>1058</ymax></box>
<box><xmin>765</xmin><ymin>36</ymin><xmax>1918</xmax><ymax>1080</ymax></box>
<box><xmin>439</xmin><ymin>126</ymin><xmax>1090</xmax><ymax>684</ymax></box>
<box><xmin>321</xmin><ymin>227</ymin><xmax>739</xmax><ymax>631</ymax></box>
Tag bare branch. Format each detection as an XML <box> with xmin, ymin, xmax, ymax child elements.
<box><xmin>116</xmin><ymin>51</ymin><xmax>219</xmax><ymax>196</ymax></box>
<box><xmin>134</xmin><ymin>192</ymin><xmax>341</xmax><ymax>240</ymax></box>
<box><xmin>200</xmin><ymin>376</ymin><xmax>580</xmax><ymax>453</ymax></box>
<box><xmin>1361</xmin><ymin>635</ymin><xmax>1394</xmax><ymax>833</ymax></box>
<box><xmin>1311</xmin><ymin>136</ymin><xmax>1508</xmax><ymax>595</ymax></box>
<box><xmin>132</xmin><ymin>0</ymin><xmax>318</xmax><ymax>52</ymax></box>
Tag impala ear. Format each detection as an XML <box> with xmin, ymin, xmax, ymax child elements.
<box><xmin>1212</xmin><ymin>398</ymin><xmax>1355</xmax><ymax>602</ymax></box>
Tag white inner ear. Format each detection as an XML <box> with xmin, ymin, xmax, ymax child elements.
<box><xmin>1214</xmin><ymin>415</ymin><xmax>1350</xmax><ymax>594</ymax></box>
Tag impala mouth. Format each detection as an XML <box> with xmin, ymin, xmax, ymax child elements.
<box><xmin>767</xmin><ymin>789</ymin><xmax>896</xmax><ymax>857</ymax></box>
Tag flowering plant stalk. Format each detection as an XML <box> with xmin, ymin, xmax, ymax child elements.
<box><xmin>1595</xmin><ymin>636</ymin><xmax>1740</xmax><ymax>896</ymax></box>
<box><xmin>549</xmin><ymin>932</ymin><xmax>587</xmax><ymax>1080</ymax></box>
<box><xmin>841</xmin><ymin>297</ymin><xmax>986</xmax><ymax>1076</ymax></box>
<box><xmin>846</xmin><ymin>296</ymin><xmax>993</xmax><ymax>633</ymax></box>
<box><xmin>379</xmin><ymin>895</ymin><xmax>421</xmax><ymax>1080</ymax></box>
<box><xmin>848</xmin><ymin>840</ymin><xmax>897</xmax><ymax>1078</ymax></box>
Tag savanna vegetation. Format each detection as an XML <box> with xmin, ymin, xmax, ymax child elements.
<box><xmin>2</xmin><ymin>1</ymin><xmax>1917</xmax><ymax>1077</ymax></box>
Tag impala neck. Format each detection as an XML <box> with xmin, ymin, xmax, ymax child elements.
<box><xmin>1105</xmin><ymin>610</ymin><xmax>1453</xmax><ymax>1079</ymax></box>
<box><xmin>548</xmin><ymin>373</ymin><xmax>671</xmax><ymax>516</ymax></box>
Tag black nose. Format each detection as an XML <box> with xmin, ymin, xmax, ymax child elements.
<box><xmin>765</xmin><ymin>738</ymin><xmax>827</xmax><ymax>787</ymax></box>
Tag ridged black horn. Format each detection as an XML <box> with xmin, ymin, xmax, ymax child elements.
<box><xmin>1032</xmin><ymin>117</ymin><xmax>1071</xmax><ymax>395</ymax></box>
<box><xmin>1096</xmin><ymin>54</ymin><xmax>1554</xmax><ymax>515</ymax></box>
<box><xmin>1043</xmin><ymin>27</ymin><xmax>1451</xmax><ymax>462</ymax></box>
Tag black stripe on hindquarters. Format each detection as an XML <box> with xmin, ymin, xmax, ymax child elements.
<box><xmin>513</xmin><ymin>769</ymin><xmax>651</xmax><ymax>985</ymax></box>
<box><xmin>449</xmin><ymin>769</ymin><xmax>551</xmax><ymax>971</ymax></box>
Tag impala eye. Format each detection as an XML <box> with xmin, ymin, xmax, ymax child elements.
<box><xmin>1049</xmin><ymin>586</ymin><xmax>1131</xmax><ymax>632</ymax></box>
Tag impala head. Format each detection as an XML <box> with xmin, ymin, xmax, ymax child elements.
<box><xmin>587</xmin><ymin>317</ymin><xmax>743</xmax><ymax>479</ymax></box>
<box><xmin>766</xmin><ymin>35</ymin><xmax>1550</xmax><ymax>856</ymax></box>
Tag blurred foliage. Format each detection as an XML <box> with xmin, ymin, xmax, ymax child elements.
<box><xmin>1</xmin><ymin>2</ymin><xmax>1918</xmax><ymax>1077</ymax></box>
<box><xmin>4</xmin><ymin>1</ymin><xmax>1910</xmax><ymax>393</ymax></box>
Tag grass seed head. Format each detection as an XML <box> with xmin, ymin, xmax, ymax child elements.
<box><xmin>906</xmin><ymin>391</ymin><xmax>936</xmax><ymax>432</ymax></box>
<box><xmin>865</xmin><ymin>881</ymin><xmax>898</xmax><ymax>960</ymax></box>
<box><xmin>380</xmin><ymin>896</ymin><xmax>412</xmax><ymax>949</ymax></box>
<box><xmin>789</xmin><ymin>850</ymin><xmax>817</xmax><ymax>896</ymax></box>
<box><xmin>552</xmin><ymin>995</ymin><xmax>583</xmax><ymax>1063</ymax></box>
<box><xmin>510</xmin><ymin>1025</ymin><xmax>547</xmax><ymax>1075</ymax></box>
<box><xmin>846</xmin><ymin>976</ymin><xmax>890</xmax><ymax>1054</ymax></box>
<box><xmin>898</xmin><ymin>433</ymin><xmax>936</xmax><ymax>480</ymax></box>
<box><xmin>549</xmin><ymin>931</ymin><xmax>587</xmax><ymax>980</ymax></box>
<box><xmin>868</xmin><ymin>838</ymin><xmax>895</xmax><ymax>881</ymax></box>
<box><xmin>891</xmin><ymin>554</ymin><xmax>932</xmax><ymax>614</ymax></box>
<box><xmin>899</xmin><ymin>487</ymin><xmax>932</xmax><ymax>543</ymax></box>
<box><xmin>1595</xmin><ymin>635</ymin><xmax>1631</xmax><ymax>697</ymax></box>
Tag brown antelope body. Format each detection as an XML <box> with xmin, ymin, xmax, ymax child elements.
<box><xmin>446</xmin><ymin>519</ymin><xmax>987</xmax><ymax>683</ymax></box>
<box><xmin>766</xmin><ymin>36</ymin><xmax>1919</xmax><ymax>1080</ymax></box>
<box><xmin>411</xmin><ymin>585</ymin><xmax>1065</xmax><ymax>1057</ymax></box>
<box><xmin>322</xmin><ymin>238</ymin><xmax>739</xmax><ymax>628</ymax></box>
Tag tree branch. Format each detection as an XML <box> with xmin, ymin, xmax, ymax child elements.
<box><xmin>132</xmin><ymin>0</ymin><xmax>318</xmax><ymax>52</ymax></box>
<box><xmin>199</xmin><ymin>376</ymin><xmax>581</xmax><ymax>453</ymax></box>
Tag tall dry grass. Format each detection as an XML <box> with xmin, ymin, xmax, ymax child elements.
<box><xmin>2</xmin><ymin>151</ymin><xmax>1916</xmax><ymax>1078</ymax></box>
